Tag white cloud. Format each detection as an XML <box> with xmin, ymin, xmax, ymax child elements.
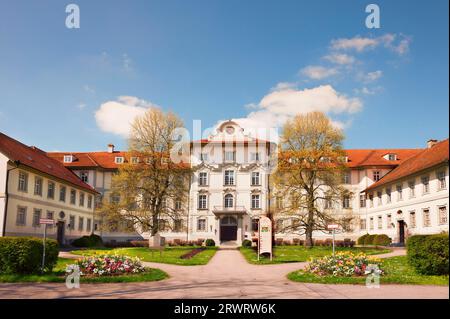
<box><xmin>331</xmin><ymin>36</ymin><xmax>378</xmax><ymax>52</ymax></box>
<box><xmin>360</xmin><ymin>70</ymin><xmax>383</xmax><ymax>83</ymax></box>
<box><xmin>330</xmin><ymin>33</ymin><xmax>411</xmax><ymax>56</ymax></box>
<box><xmin>83</xmin><ymin>85</ymin><xmax>95</xmax><ymax>94</ymax></box>
<box><xmin>300</xmin><ymin>66</ymin><xmax>339</xmax><ymax>80</ymax></box>
<box><xmin>122</xmin><ymin>53</ymin><xmax>133</xmax><ymax>72</ymax></box>
<box><xmin>77</xmin><ymin>103</ymin><xmax>87</xmax><ymax>110</ymax></box>
<box><xmin>323</xmin><ymin>53</ymin><xmax>356</xmax><ymax>65</ymax></box>
<box><xmin>95</xmin><ymin>96</ymin><xmax>158</xmax><ymax>137</ymax></box>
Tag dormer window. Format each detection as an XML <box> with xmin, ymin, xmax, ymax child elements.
<box><xmin>339</xmin><ymin>156</ymin><xmax>349</xmax><ymax>163</ymax></box>
<box><xmin>63</xmin><ymin>155</ymin><xmax>74</xmax><ymax>163</ymax></box>
<box><xmin>130</xmin><ymin>157</ymin><xmax>139</xmax><ymax>164</ymax></box>
<box><xmin>384</xmin><ymin>153</ymin><xmax>397</xmax><ymax>161</ymax></box>
<box><xmin>115</xmin><ymin>156</ymin><xmax>124</xmax><ymax>164</ymax></box>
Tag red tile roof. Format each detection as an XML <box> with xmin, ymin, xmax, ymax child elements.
<box><xmin>0</xmin><ymin>132</ymin><xmax>97</xmax><ymax>193</ymax></box>
<box><xmin>344</xmin><ymin>149</ymin><xmax>423</xmax><ymax>168</ymax></box>
<box><xmin>364</xmin><ymin>139</ymin><xmax>449</xmax><ymax>192</ymax></box>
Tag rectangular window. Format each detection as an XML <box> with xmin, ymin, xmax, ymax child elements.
<box><xmin>87</xmin><ymin>195</ymin><xmax>93</xmax><ymax>209</ymax></box>
<box><xmin>250</xmin><ymin>152</ymin><xmax>260</xmax><ymax>162</ymax></box>
<box><xmin>369</xmin><ymin>194</ymin><xmax>374</xmax><ymax>208</ymax></box>
<box><xmin>342</xmin><ymin>195</ymin><xmax>351</xmax><ymax>209</ymax></box>
<box><xmin>63</xmin><ymin>155</ymin><xmax>73</xmax><ymax>163</ymax></box>
<box><xmin>47</xmin><ymin>182</ymin><xmax>55</xmax><ymax>199</ymax></box>
<box><xmin>251</xmin><ymin>219</ymin><xmax>259</xmax><ymax>232</ymax></box>
<box><xmin>69</xmin><ymin>215</ymin><xmax>75</xmax><ymax>230</ymax></box>
<box><xmin>360</xmin><ymin>219</ymin><xmax>367</xmax><ymax>230</ymax></box>
<box><xmin>198</xmin><ymin>194</ymin><xmax>207</xmax><ymax>209</ymax></box>
<box><xmin>115</xmin><ymin>157</ymin><xmax>124</xmax><ymax>164</ymax></box>
<box><xmin>130</xmin><ymin>157</ymin><xmax>139</xmax><ymax>164</ymax></box>
<box><xmin>396</xmin><ymin>184</ymin><xmax>403</xmax><ymax>201</ymax></box>
<box><xmin>359</xmin><ymin>194</ymin><xmax>366</xmax><ymax>208</ymax></box>
<box><xmin>224</xmin><ymin>151</ymin><xmax>235</xmax><ymax>162</ymax></box>
<box><xmin>377</xmin><ymin>216</ymin><xmax>383</xmax><ymax>229</ymax></box>
<box><xmin>276</xmin><ymin>196</ymin><xmax>283</xmax><ymax>209</ymax></box>
<box><xmin>324</xmin><ymin>196</ymin><xmax>332</xmax><ymax>209</ymax></box>
<box><xmin>87</xmin><ymin>218</ymin><xmax>92</xmax><ymax>232</ymax></box>
<box><xmin>34</xmin><ymin>177</ymin><xmax>43</xmax><ymax>196</ymax></box>
<box><xmin>175</xmin><ymin>199</ymin><xmax>182</xmax><ymax>210</ymax></box>
<box><xmin>377</xmin><ymin>191</ymin><xmax>382</xmax><ymax>206</ymax></box>
<box><xmin>16</xmin><ymin>206</ymin><xmax>27</xmax><ymax>226</ymax></box>
<box><xmin>59</xmin><ymin>186</ymin><xmax>66</xmax><ymax>202</ymax></box>
<box><xmin>80</xmin><ymin>171</ymin><xmax>89</xmax><ymax>183</ymax></box>
<box><xmin>423</xmin><ymin>209</ymin><xmax>431</xmax><ymax>227</ymax></box>
<box><xmin>46</xmin><ymin>211</ymin><xmax>54</xmax><ymax>228</ymax></box>
<box><xmin>409</xmin><ymin>211</ymin><xmax>416</xmax><ymax>228</ymax></box>
<box><xmin>110</xmin><ymin>194</ymin><xmax>120</xmax><ymax>204</ymax></box>
<box><xmin>197</xmin><ymin>219</ymin><xmax>206</xmax><ymax>231</ymax></box>
<box><xmin>70</xmin><ymin>189</ymin><xmax>76</xmax><ymax>205</ymax></box>
<box><xmin>439</xmin><ymin>206</ymin><xmax>448</xmax><ymax>225</ymax></box>
<box><xmin>421</xmin><ymin>176</ymin><xmax>430</xmax><ymax>194</ymax></box>
<box><xmin>388</xmin><ymin>154</ymin><xmax>397</xmax><ymax>161</ymax></box>
<box><xmin>373</xmin><ymin>171</ymin><xmax>381</xmax><ymax>182</ymax></box>
<box><xmin>78</xmin><ymin>217</ymin><xmax>84</xmax><ymax>231</ymax></box>
<box><xmin>18</xmin><ymin>171</ymin><xmax>28</xmax><ymax>192</ymax></box>
<box><xmin>369</xmin><ymin>217</ymin><xmax>374</xmax><ymax>230</ymax></box>
<box><xmin>198</xmin><ymin>172</ymin><xmax>208</xmax><ymax>186</ymax></box>
<box><xmin>200</xmin><ymin>153</ymin><xmax>209</xmax><ymax>162</ymax></box>
<box><xmin>251</xmin><ymin>172</ymin><xmax>260</xmax><ymax>186</ymax></box>
<box><xmin>32</xmin><ymin>209</ymin><xmax>42</xmax><ymax>227</ymax></box>
<box><xmin>79</xmin><ymin>193</ymin><xmax>85</xmax><ymax>206</ymax></box>
<box><xmin>437</xmin><ymin>171</ymin><xmax>446</xmax><ymax>190</ymax></box>
<box><xmin>343</xmin><ymin>171</ymin><xmax>351</xmax><ymax>184</ymax></box>
<box><xmin>386</xmin><ymin>188</ymin><xmax>391</xmax><ymax>203</ymax></box>
<box><xmin>409</xmin><ymin>181</ymin><xmax>415</xmax><ymax>198</ymax></box>
<box><xmin>224</xmin><ymin>170</ymin><xmax>235</xmax><ymax>185</ymax></box>
<box><xmin>387</xmin><ymin>214</ymin><xmax>392</xmax><ymax>229</ymax></box>
<box><xmin>251</xmin><ymin>194</ymin><xmax>260</xmax><ymax>209</ymax></box>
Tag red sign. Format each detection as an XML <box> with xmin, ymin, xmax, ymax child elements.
<box><xmin>327</xmin><ymin>224</ymin><xmax>339</xmax><ymax>229</ymax></box>
<box><xmin>39</xmin><ymin>218</ymin><xmax>55</xmax><ymax>225</ymax></box>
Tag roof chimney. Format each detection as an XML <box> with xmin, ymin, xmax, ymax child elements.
<box><xmin>427</xmin><ymin>139</ymin><xmax>438</xmax><ymax>149</ymax></box>
<box><xmin>107</xmin><ymin>144</ymin><xmax>115</xmax><ymax>153</ymax></box>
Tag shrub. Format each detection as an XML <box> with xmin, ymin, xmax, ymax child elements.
<box><xmin>292</xmin><ymin>238</ymin><xmax>300</xmax><ymax>245</ymax></box>
<box><xmin>69</xmin><ymin>254</ymin><xmax>145</xmax><ymax>277</ymax></box>
<box><xmin>130</xmin><ymin>240</ymin><xmax>148</xmax><ymax>247</ymax></box>
<box><xmin>275</xmin><ymin>238</ymin><xmax>283</xmax><ymax>246</ymax></box>
<box><xmin>357</xmin><ymin>234</ymin><xmax>370</xmax><ymax>245</ymax></box>
<box><xmin>0</xmin><ymin>237</ymin><xmax>59</xmax><ymax>274</ymax></box>
<box><xmin>72</xmin><ymin>234</ymin><xmax>103</xmax><ymax>248</ymax></box>
<box><xmin>407</xmin><ymin>234</ymin><xmax>449</xmax><ymax>275</ymax></box>
<box><xmin>242</xmin><ymin>239</ymin><xmax>252</xmax><ymax>247</ymax></box>
<box><xmin>373</xmin><ymin>234</ymin><xmax>392</xmax><ymax>246</ymax></box>
<box><xmin>305</xmin><ymin>252</ymin><xmax>383</xmax><ymax>277</ymax></box>
<box><xmin>196</xmin><ymin>238</ymin><xmax>205</xmax><ymax>246</ymax></box>
<box><xmin>283</xmin><ymin>240</ymin><xmax>292</xmax><ymax>246</ymax></box>
<box><xmin>205</xmin><ymin>239</ymin><xmax>216</xmax><ymax>247</ymax></box>
<box><xmin>364</xmin><ymin>234</ymin><xmax>377</xmax><ymax>245</ymax></box>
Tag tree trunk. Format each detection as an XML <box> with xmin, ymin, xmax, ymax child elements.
<box><xmin>305</xmin><ymin>205</ymin><xmax>315</xmax><ymax>247</ymax></box>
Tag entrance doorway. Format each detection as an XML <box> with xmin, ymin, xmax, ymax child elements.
<box><xmin>220</xmin><ymin>216</ymin><xmax>237</xmax><ymax>241</ymax></box>
<box><xmin>57</xmin><ymin>221</ymin><xmax>65</xmax><ymax>245</ymax></box>
<box><xmin>398</xmin><ymin>220</ymin><xmax>405</xmax><ymax>245</ymax></box>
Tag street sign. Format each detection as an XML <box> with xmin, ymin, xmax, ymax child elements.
<box><xmin>40</xmin><ymin>218</ymin><xmax>55</xmax><ymax>225</ymax></box>
<box><xmin>327</xmin><ymin>224</ymin><xmax>339</xmax><ymax>229</ymax></box>
<box><xmin>258</xmin><ymin>216</ymin><xmax>272</xmax><ymax>261</ymax></box>
<box><xmin>326</xmin><ymin>224</ymin><xmax>339</xmax><ymax>256</ymax></box>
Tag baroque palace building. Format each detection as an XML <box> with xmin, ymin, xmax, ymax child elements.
<box><xmin>1</xmin><ymin>121</ymin><xmax>448</xmax><ymax>245</ymax></box>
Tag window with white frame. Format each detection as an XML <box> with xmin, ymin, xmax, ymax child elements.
<box><xmin>437</xmin><ymin>171</ymin><xmax>446</xmax><ymax>190</ymax></box>
<box><xmin>377</xmin><ymin>215</ymin><xmax>383</xmax><ymax>229</ymax></box>
<box><xmin>342</xmin><ymin>195</ymin><xmax>351</xmax><ymax>209</ymax></box>
<box><xmin>224</xmin><ymin>151</ymin><xmax>235</xmax><ymax>162</ymax></box>
<box><xmin>87</xmin><ymin>195</ymin><xmax>93</xmax><ymax>209</ymax></box>
<box><xmin>46</xmin><ymin>211</ymin><xmax>54</xmax><ymax>227</ymax></box>
<box><xmin>421</xmin><ymin>176</ymin><xmax>430</xmax><ymax>194</ymax></box>
<box><xmin>79</xmin><ymin>192</ymin><xmax>85</xmax><ymax>207</ymax></box>
<box><xmin>115</xmin><ymin>157</ymin><xmax>124</xmax><ymax>164</ymax></box>
<box><xmin>386</xmin><ymin>188</ymin><xmax>391</xmax><ymax>203</ymax></box>
<box><xmin>198</xmin><ymin>194</ymin><xmax>207</xmax><ymax>209</ymax></box>
<box><xmin>224</xmin><ymin>194</ymin><xmax>234</xmax><ymax>208</ymax></box>
<box><xmin>16</xmin><ymin>206</ymin><xmax>27</xmax><ymax>226</ymax></box>
<box><xmin>409</xmin><ymin>211</ymin><xmax>416</xmax><ymax>228</ymax></box>
<box><xmin>251</xmin><ymin>194</ymin><xmax>260</xmax><ymax>209</ymax></box>
<box><xmin>387</xmin><ymin>153</ymin><xmax>397</xmax><ymax>161</ymax></box>
<box><xmin>359</xmin><ymin>194</ymin><xmax>366</xmax><ymax>208</ymax></box>
<box><xmin>360</xmin><ymin>218</ymin><xmax>367</xmax><ymax>230</ymax></box>
<box><xmin>18</xmin><ymin>171</ymin><xmax>28</xmax><ymax>192</ymax></box>
<box><xmin>396</xmin><ymin>184</ymin><xmax>403</xmax><ymax>201</ymax></box>
<box><xmin>376</xmin><ymin>191</ymin><xmax>382</xmax><ymax>206</ymax></box>
<box><xmin>69</xmin><ymin>215</ymin><xmax>75</xmax><ymax>230</ymax></box>
<box><xmin>47</xmin><ymin>181</ymin><xmax>55</xmax><ymax>199</ymax></box>
<box><xmin>224</xmin><ymin>170</ymin><xmax>235</xmax><ymax>185</ymax></box>
<box><xmin>439</xmin><ymin>206</ymin><xmax>448</xmax><ymax>225</ymax></box>
<box><xmin>80</xmin><ymin>171</ymin><xmax>89</xmax><ymax>183</ymax></box>
<box><xmin>387</xmin><ymin>214</ymin><xmax>392</xmax><ymax>228</ymax></box>
<box><xmin>87</xmin><ymin>218</ymin><xmax>92</xmax><ymax>232</ymax></box>
<box><xmin>251</xmin><ymin>171</ymin><xmax>260</xmax><ymax>186</ymax></box>
<box><xmin>197</xmin><ymin>218</ymin><xmax>206</xmax><ymax>231</ymax></box>
<box><xmin>250</xmin><ymin>152</ymin><xmax>260</xmax><ymax>162</ymax></box>
<box><xmin>63</xmin><ymin>155</ymin><xmax>73</xmax><ymax>163</ymax></box>
<box><xmin>369</xmin><ymin>194</ymin><xmax>374</xmax><ymax>207</ymax></box>
<box><xmin>343</xmin><ymin>171</ymin><xmax>351</xmax><ymax>184</ymax></box>
<box><xmin>32</xmin><ymin>209</ymin><xmax>41</xmax><ymax>227</ymax></box>
<box><xmin>369</xmin><ymin>217</ymin><xmax>374</xmax><ymax>230</ymax></box>
<box><xmin>276</xmin><ymin>196</ymin><xmax>283</xmax><ymax>209</ymax></box>
<box><xmin>423</xmin><ymin>208</ymin><xmax>431</xmax><ymax>227</ymax></box>
<box><xmin>198</xmin><ymin>172</ymin><xmax>208</xmax><ymax>186</ymax></box>
<box><xmin>70</xmin><ymin>189</ymin><xmax>76</xmax><ymax>205</ymax></box>
<box><xmin>78</xmin><ymin>217</ymin><xmax>84</xmax><ymax>231</ymax></box>
<box><xmin>59</xmin><ymin>186</ymin><xmax>66</xmax><ymax>202</ymax></box>
<box><xmin>175</xmin><ymin>199</ymin><xmax>182</xmax><ymax>210</ymax></box>
<box><xmin>34</xmin><ymin>177</ymin><xmax>43</xmax><ymax>196</ymax></box>
<box><xmin>409</xmin><ymin>181</ymin><xmax>415</xmax><ymax>198</ymax></box>
<box><xmin>130</xmin><ymin>157</ymin><xmax>139</xmax><ymax>164</ymax></box>
<box><xmin>373</xmin><ymin>171</ymin><xmax>381</xmax><ymax>182</ymax></box>
<box><xmin>200</xmin><ymin>153</ymin><xmax>209</xmax><ymax>162</ymax></box>
<box><xmin>324</xmin><ymin>196</ymin><xmax>332</xmax><ymax>209</ymax></box>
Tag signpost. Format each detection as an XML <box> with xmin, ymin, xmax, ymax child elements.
<box><xmin>258</xmin><ymin>216</ymin><xmax>272</xmax><ymax>261</ymax></box>
<box><xmin>327</xmin><ymin>224</ymin><xmax>339</xmax><ymax>257</ymax></box>
<box><xmin>40</xmin><ymin>218</ymin><xmax>55</xmax><ymax>273</ymax></box>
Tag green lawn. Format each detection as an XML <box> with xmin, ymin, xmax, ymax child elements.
<box><xmin>288</xmin><ymin>256</ymin><xmax>449</xmax><ymax>286</ymax></box>
<box><xmin>240</xmin><ymin>246</ymin><xmax>391</xmax><ymax>265</ymax></box>
<box><xmin>0</xmin><ymin>258</ymin><xmax>168</xmax><ymax>283</ymax></box>
<box><xmin>71</xmin><ymin>246</ymin><xmax>218</xmax><ymax>265</ymax></box>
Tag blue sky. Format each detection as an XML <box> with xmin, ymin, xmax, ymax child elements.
<box><xmin>0</xmin><ymin>0</ymin><xmax>448</xmax><ymax>151</ymax></box>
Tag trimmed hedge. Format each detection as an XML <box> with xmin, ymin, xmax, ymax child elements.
<box><xmin>205</xmin><ymin>239</ymin><xmax>216</xmax><ymax>247</ymax></box>
<box><xmin>373</xmin><ymin>234</ymin><xmax>392</xmax><ymax>246</ymax></box>
<box><xmin>357</xmin><ymin>234</ymin><xmax>370</xmax><ymax>245</ymax></box>
<box><xmin>72</xmin><ymin>234</ymin><xmax>103</xmax><ymax>248</ymax></box>
<box><xmin>0</xmin><ymin>237</ymin><xmax>59</xmax><ymax>274</ymax></box>
<box><xmin>407</xmin><ymin>234</ymin><xmax>449</xmax><ymax>275</ymax></box>
<box><xmin>363</xmin><ymin>234</ymin><xmax>377</xmax><ymax>245</ymax></box>
<box><xmin>242</xmin><ymin>239</ymin><xmax>252</xmax><ymax>247</ymax></box>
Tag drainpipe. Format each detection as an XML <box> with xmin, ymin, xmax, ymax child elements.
<box><xmin>2</xmin><ymin>160</ymin><xmax>19</xmax><ymax>237</ymax></box>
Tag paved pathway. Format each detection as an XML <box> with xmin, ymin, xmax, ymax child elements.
<box><xmin>0</xmin><ymin>248</ymin><xmax>448</xmax><ymax>299</ymax></box>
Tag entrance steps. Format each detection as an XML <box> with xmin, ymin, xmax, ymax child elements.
<box><xmin>219</xmin><ymin>241</ymin><xmax>240</xmax><ymax>250</ymax></box>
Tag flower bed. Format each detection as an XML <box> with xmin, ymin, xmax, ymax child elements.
<box><xmin>305</xmin><ymin>252</ymin><xmax>383</xmax><ymax>277</ymax></box>
<box><xmin>67</xmin><ymin>255</ymin><xmax>146</xmax><ymax>277</ymax></box>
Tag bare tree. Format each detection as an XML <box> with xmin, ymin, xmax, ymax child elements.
<box><xmin>97</xmin><ymin>108</ymin><xmax>191</xmax><ymax>239</ymax></box>
<box><xmin>272</xmin><ymin>112</ymin><xmax>353</xmax><ymax>247</ymax></box>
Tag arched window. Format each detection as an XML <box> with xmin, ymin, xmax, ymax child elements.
<box><xmin>224</xmin><ymin>194</ymin><xmax>234</xmax><ymax>208</ymax></box>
